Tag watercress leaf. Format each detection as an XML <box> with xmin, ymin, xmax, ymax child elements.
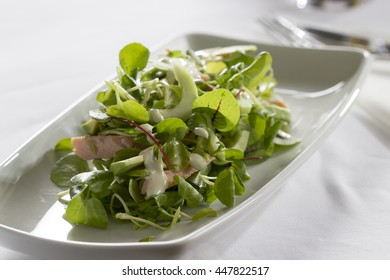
<box><xmin>54</xmin><ymin>138</ymin><xmax>72</xmax><ymax>152</ymax></box>
<box><xmin>231</xmin><ymin>160</ymin><xmax>251</xmax><ymax>181</ymax></box>
<box><xmin>217</xmin><ymin>61</ymin><xmax>243</xmax><ymax>89</ymax></box>
<box><xmin>262</xmin><ymin>119</ymin><xmax>283</xmax><ymax>157</ymax></box>
<box><xmin>155</xmin><ymin>118</ymin><xmax>189</xmax><ymax>142</ymax></box>
<box><xmin>163</xmin><ymin>139</ymin><xmax>190</xmax><ymax>172</ymax></box>
<box><xmin>141</xmin><ymin>67</ymin><xmax>167</xmax><ymax>82</ymax></box>
<box><xmin>97</xmin><ymin>89</ymin><xmax>117</xmax><ymax>106</ymax></box>
<box><xmin>204</xmin><ymin>184</ymin><xmax>217</xmax><ymax>204</ymax></box>
<box><xmin>228</xmin><ymin>51</ymin><xmax>273</xmax><ymax>92</ymax></box>
<box><xmin>82</xmin><ymin>119</ymin><xmax>100</xmax><ymax>135</ymax></box>
<box><xmin>113</xmin><ymin>147</ymin><xmax>141</xmax><ymax>162</ymax></box>
<box><xmin>70</xmin><ymin>170</ymin><xmax>113</xmax><ymax>197</ymax></box>
<box><xmin>248</xmin><ymin>110</ymin><xmax>267</xmax><ymax>146</ymax></box>
<box><xmin>214</xmin><ymin>168</ymin><xmax>235</xmax><ymax>207</ymax></box>
<box><xmin>192</xmin><ymin>88</ymin><xmax>240</xmax><ymax>132</ymax></box>
<box><xmin>263</xmin><ymin>103</ymin><xmax>292</xmax><ymax>123</ymax></box>
<box><xmin>167</xmin><ymin>49</ymin><xmax>186</xmax><ymax>58</ymax></box>
<box><xmin>129</xmin><ymin>179</ymin><xmax>144</xmax><ymax>202</ymax></box>
<box><xmin>242</xmin><ymin>51</ymin><xmax>272</xmax><ymax>91</ymax></box>
<box><xmin>65</xmin><ymin>196</ymin><xmax>109</xmax><ymax>229</ymax></box>
<box><xmin>50</xmin><ymin>153</ymin><xmax>89</xmax><ymax>188</ymax></box>
<box><xmin>175</xmin><ymin>176</ymin><xmax>203</xmax><ymax>208</ymax></box>
<box><xmin>107</xmin><ymin>100</ymin><xmax>149</xmax><ymax>123</ymax></box>
<box><xmin>139</xmin><ymin>236</ymin><xmax>155</xmax><ymax>242</ymax></box>
<box><xmin>192</xmin><ymin>207</ymin><xmax>218</xmax><ymax>221</ymax></box>
<box><xmin>154</xmin><ymin>191</ymin><xmax>183</xmax><ymax>208</ymax></box>
<box><xmin>87</xmin><ymin>171</ymin><xmax>113</xmax><ymax>195</ymax></box>
<box><xmin>187</xmin><ymin>111</ymin><xmax>211</xmax><ymax>131</ymax></box>
<box><xmin>232</xmin><ymin>168</ymin><xmax>245</xmax><ymax>196</ymax></box>
<box><xmin>223</xmin><ymin>149</ymin><xmax>244</xmax><ymax>161</ymax></box>
<box><xmin>214</xmin><ymin>166</ymin><xmax>245</xmax><ymax>206</ymax></box>
<box><xmin>110</xmin><ymin>182</ymin><xmax>132</xmax><ymax>208</ymax></box>
<box><xmin>223</xmin><ymin>51</ymin><xmax>255</xmax><ymax>68</ymax></box>
<box><xmin>119</xmin><ymin>42</ymin><xmax>150</xmax><ymax>77</ymax></box>
<box><xmin>128</xmin><ymin>199</ymin><xmax>161</xmax><ymax>220</ymax></box>
<box><xmin>157</xmin><ymin>207</ymin><xmax>176</xmax><ymax>222</ymax></box>
<box><xmin>91</xmin><ymin>159</ymin><xmax>111</xmax><ymax>171</ymax></box>
<box><xmin>205</xmin><ymin>61</ymin><xmax>227</xmax><ymax>75</ymax></box>
<box><xmin>120</xmin><ymin>70</ymin><xmax>137</xmax><ymax>89</ymax></box>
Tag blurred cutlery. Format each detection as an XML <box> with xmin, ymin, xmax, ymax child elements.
<box><xmin>259</xmin><ymin>15</ymin><xmax>389</xmax><ymax>59</ymax></box>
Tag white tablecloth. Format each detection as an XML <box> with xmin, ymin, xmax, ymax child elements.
<box><xmin>0</xmin><ymin>0</ymin><xmax>389</xmax><ymax>259</ymax></box>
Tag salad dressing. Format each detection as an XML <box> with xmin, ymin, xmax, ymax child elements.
<box><xmin>140</xmin><ymin>147</ymin><xmax>168</xmax><ymax>198</ymax></box>
<box><xmin>189</xmin><ymin>153</ymin><xmax>208</xmax><ymax>171</ymax></box>
<box><xmin>194</xmin><ymin>127</ymin><xmax>209</xmax><ymax>139</ymax></box>
<box><xmin>149</xmin><ymin>108</ymin><xmax>164</xmax><ymax>123</ymax></box>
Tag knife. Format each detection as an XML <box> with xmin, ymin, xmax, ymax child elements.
<box><xmin>303</xmin><ymin>26</ymin><xmax>390</xmax><ymax>56</ymax></box>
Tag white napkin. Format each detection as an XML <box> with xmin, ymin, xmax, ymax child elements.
<box><xmin>356</xmin><ymin>60</ymin><xmax>390</xmax><ymax>132</ymax></box>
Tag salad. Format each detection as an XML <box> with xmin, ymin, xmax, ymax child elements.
<box><xmin>50</xmin><ymin>42</ymin><xmax>299</xmax><ymax>234</ymax></box>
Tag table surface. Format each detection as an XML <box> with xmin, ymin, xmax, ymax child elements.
<box><xmin>0</xmin><ymin>0</ymin><xmax>389</xmax><ymax>259</ymax></box>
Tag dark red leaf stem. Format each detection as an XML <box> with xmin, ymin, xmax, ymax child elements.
<box><xmin>242</xmin><ymin>156</ymin><xmax>263</xmax><ymax>161</ymax></box>
<box><xmin>211</xmin><ymin>99</ymin><xmax>223</xmax><ymax>123</ymax></box>
<box><xmin>235</xmin><ymin>88</ymin><xmax>244</xmax><ymax>99</ymax></box>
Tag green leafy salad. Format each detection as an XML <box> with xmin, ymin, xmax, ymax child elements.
<box><xmin>50</xmin><ymin>42</ymin><xmax>299</xmax><ymax>233</ymax></box>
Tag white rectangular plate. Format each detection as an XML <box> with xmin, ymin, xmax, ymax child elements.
<box><xmin>0</xmin><ymin>33</ymin><xmax>371</xmax><ymax>259</ymax></box>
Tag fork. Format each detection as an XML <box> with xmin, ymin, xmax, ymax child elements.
<box><xmin>259</xmin><ymin>15</ymin><xmax>347</xmax><ymax>98</ymax></box>
<box><xmin>258</xmin><ymin>15</ymin><xmax>325</xmax><ymax>49</ymax></box>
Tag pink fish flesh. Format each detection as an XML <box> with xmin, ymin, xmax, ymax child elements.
<box><xmin>72</xmin><ymin>135</ymin><xmax>134</xmax><ymax>160</ymax></box>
